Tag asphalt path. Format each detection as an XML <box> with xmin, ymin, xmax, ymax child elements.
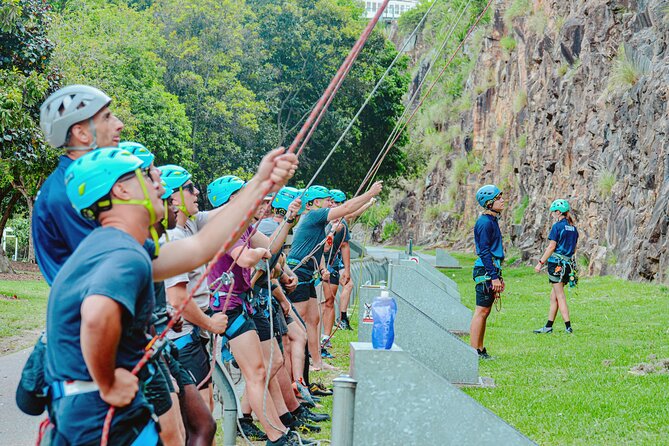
<box><xmin>0</xmin><ymin>348</ymin><xmax>42</xmax><ymax>445</ymax></box>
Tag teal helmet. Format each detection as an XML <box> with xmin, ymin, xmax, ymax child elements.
<box><xmin>329</xmin><ymin>189</ymin><xmax>346</xmax><ymax>203</ymax></box>
<box><xmin>272</xmin><ymin>186</ymin><xmax>300</xmax><ymax>213</ymax></box>
<box><xmin>550</xmin><ymin>199</ymin><xmax>570</xmax><ymax>213</ymax></box>
<box><xmin>159</xmin><ymin>164</ymin><xmax>192</xmax><ymax>195</ymax></box>
<box><xmin>476</xmin><ymin>184</ymin><xmax>502</xmax><ymax>208</ymax></box>
<box><xmin>207</xmin><ymin>175</ymin><xmax>245</xmax><ymax>208</ymax></box>
<box><xmin>304</xmin><ymin>185</ymin><xmax>330</xmax><ymax>203</ymax></box>
<box><xmin>118</xmin><ymin>141</ymin><xmax>154</xmax><ymax>168</ymax></box>
<box><xmin>65</xmin><ymin>148</ymin><xmax>143</xmax><ymax>219</ymax></box>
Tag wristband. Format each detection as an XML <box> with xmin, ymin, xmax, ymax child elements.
<box><xmin>538</xmin><ymin>260</ymin><xmax>545</xmax><ymax>265</ymax></box>
<box><xmin>285</xmin><ymin>215</ymin><xmax>296</xmax><ymax>224</ymax></box>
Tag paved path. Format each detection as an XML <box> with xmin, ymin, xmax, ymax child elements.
<box><xmin>0</xmin><ymin>348</ymin><xmax>42</xmax><ymax>445</ymax></box>
<box><xmin>365</xmin><ymin>246</ymin><xmax>437</xmax><ymax>265</ymax></box>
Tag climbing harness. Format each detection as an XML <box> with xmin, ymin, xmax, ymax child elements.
<box><xmin>549</xmin><ymin>252</ymin><xmax>579</xmax><ymax>288</ymax></box>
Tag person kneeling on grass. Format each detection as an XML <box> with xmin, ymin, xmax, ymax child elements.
<box><xmin>533</xmin><ymin>199</ymin><xmax>579</xmax><ymax>334</ymax></box>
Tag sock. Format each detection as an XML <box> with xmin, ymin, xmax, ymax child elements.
<box><xmin>303</xmin><ymin>347</ymin><xmax>310</xmax><ymax>386</ymax></box>
<box><xmin>565</xmin><ymin>321</ymin><xmax>571</xmax><ymax>329</ymax></box>
<box><xmin>291</xmin><ymin>406</ymin><xmax>303</xmax><ymax>417</ymax></box>
<box><xmin>341</xmin><ymin>311</ymin><xmax>348</xmax><ymax>321</ymax></box>
<box><xmin>279</xmin><ymin>412</ymin><xmax>295</xmax><ymax>426</ymax></box>
<box><xmin>545</xmin><ymin>320</ymin><xmax>554</xmax><ymax>328</ymax></box>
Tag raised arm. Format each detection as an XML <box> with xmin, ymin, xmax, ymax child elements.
<box><xmin>345</xmin><ymin>198</ymin><xmax>375</xmax><ymax>223</ymax></box>
<box><xmin>327</xmin><ymin>181</ymin><xmax>382</xmax><ymax>222</ymax></box>
<box><xmin>153</xmin><ymin>148</ymin><xmax>297</xmax><ymax>281</ymax></box>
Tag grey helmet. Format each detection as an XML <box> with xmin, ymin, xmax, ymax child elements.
<box><xmin>39</xmin><ymin>85</ymin><xmax>112</xmax><ymax>149</ymax></box>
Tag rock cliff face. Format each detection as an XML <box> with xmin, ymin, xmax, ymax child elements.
<box><xmin>391</xmin><ymin>0</ymin><xmax>669</xmax><ymax>281</ymax></box>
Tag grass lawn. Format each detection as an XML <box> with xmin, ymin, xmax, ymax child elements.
<box><xmin>447</xmin><ymin>252</ymin><xmax>669</xmax><ymax>445</ymax></box>
<box><xmin>0</xmin><ymin>278</ymin><xmax>50</xmax><ymax>354</ymax></box>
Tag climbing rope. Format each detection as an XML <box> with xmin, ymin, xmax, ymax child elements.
<box><xmin>99</xmin><ymin>2</ymin><xmax>392</xmax><ymax>444</ymax></box>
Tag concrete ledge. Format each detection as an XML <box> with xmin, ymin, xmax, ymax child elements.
<box><xmin>358</xmin><ymin>286</ymin><xmax>478</xmax><ymax>384</ymax></box>
<box><xmin>349</xmin><ymin>342</ymin><xmax>537</xmax><ymax>446</ymax></box>
<box><xmin>436</xmin><ymin>248</ymin><xmax>462</xmax><ymax>268</ymax></box>
<box><xmin>388</xmin><ymin>262</ymin><xmax>471</xmax><ymax>333</ymax></box>
<box><xmin>397</xmin><ymin>256</ymin><xmax>460</xmax><ymax>299</ymax></box>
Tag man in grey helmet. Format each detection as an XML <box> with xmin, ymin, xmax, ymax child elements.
<box><xmin>33</xmin><ymin>84</ymin><xmax>125</xmax><ymax>284</ymax></box>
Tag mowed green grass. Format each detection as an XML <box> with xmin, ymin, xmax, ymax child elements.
<box><xmin>0</xmin><ymin>279</ymin><xmax>50</xmax><ymax>352</ymax></box>
<box><xmin>447</xmin><ymin>253</ymin><xmax>669</xmax><ymax>445</ymax></box>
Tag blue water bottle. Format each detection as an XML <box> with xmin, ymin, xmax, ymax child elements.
<box><xmin>371</xmin><ymin>290</ymin><xmax>397</xmax><ymax>349</ymax></box>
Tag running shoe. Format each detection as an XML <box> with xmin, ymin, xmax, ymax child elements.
<box><xmin>239</xmin><ymin>416</ymin><xmax>267</xmax><ymax>441</ymax></box>
<box><xmin>477</xmin><ymin>347</ymin><xmax>494</xmax><ymax>360</ymax></box>
<box><xmin>338</xmin><ymin>318</ymin><xmax>352</xmax><ymax>330</ymax></box>
<box><xmin>566</xmin><ymin>327</ymin><xmax>573</xmax><ymax>334</ymax></box>
<box><xmin>533</xmin><ymin>326</ymin><xmax>553</xmax><ymax>334</ymax></box>
<box><xmin>321</xmin><ymin>347</ymin><xmax>334</xmax><ymax>359</ymax></box>
<box><xmin>295</xmin><ymin>404</ymin><xmax>330</xmax><ymax>422</ymax></box>
<box><xmin>309</xmin><ymin>382</ymin><xmax>333</xmax><ymax>396</ymax></box>
<box><xmin>290</xmin><ymin>417</ymin><xmax>321</xmax><ymax>433</ymax></box>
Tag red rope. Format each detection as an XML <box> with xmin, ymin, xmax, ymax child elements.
<box><xmin>99</xmin><ymin>2</ymin><xmax>391</xmax><ymax>444</ymax></box>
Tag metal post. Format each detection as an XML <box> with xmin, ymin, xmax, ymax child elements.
<box><xmin>408</xmin><ymin>236</ymin><xmax>413</xmax><ymax>255</ymax></box>
<box><xmin>212</xmin><ymin>358</ymin><xmax>240</xmax><ymax>446</ymax></box>
<box><xmin>331</xmin><ymin>375</ymin><xmax>358</xmax><ymax>446</ymax></box>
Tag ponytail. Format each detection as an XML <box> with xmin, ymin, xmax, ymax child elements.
<box><xmin>563</xmin><ymin>211</ymin><xmax>574</xmax><ymax>226</ymax></box>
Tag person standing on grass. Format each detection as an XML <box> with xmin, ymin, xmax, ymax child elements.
<box><xmin>533</xmin><ymin>199</ymin><xmax>579</xmax><ymax>334</ymax></box>
<box><xmin>470</xmin><ymin>184</ymin><xmax>505</xmax><ymax>360</ymax></box>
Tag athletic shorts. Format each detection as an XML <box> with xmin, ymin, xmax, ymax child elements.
<box><xmin>165</xmin><ymin>345</ymin><xmax>196</xmax><ymax>393</ymax></box>
<box><xmin>287</xmin><ymin>268</ymin><xmax>317</xmax><ymax>303</ymax></box>
<box><xmin>326</xmin><ymin>266</ymin><xmax>340</xmax><ymax>286</ymax></box>
<box><xmin>176</xmin><ymin>334</ymin><xmax>211</xmax><ymax>388</ymax></box>
<box><xmin>143</xmin><ymin>358</ymin><xmax>174</xmax><ymax>416</ymax></box>
<box><xmin>548</xmin><ymin>261</ymin><xmax>572</xmax><ymax>284</ymax></box>
<box><xmin>223</xmin><ymin>305</ymin><xmax>258</xmax><ymax>341</ymax></box>
<box><xmin>252</xmin><ymin>311</ymin><xmax>272</xmax><ymax>342</ymax></box>
<box><xmin>473</xmin><ymin>266</ymin><xmax>499</xmax><ymax>308</ymax></box>
<box><xmin>271</xmin><ymin>299</ymin><xmax>289</xmax><ymax>337</ymax></box>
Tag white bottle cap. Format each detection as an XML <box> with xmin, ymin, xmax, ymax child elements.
<box><xmin>380</xmin><ymin>290</ymin><xmax>389</xmax><ymax>298</ymax></box>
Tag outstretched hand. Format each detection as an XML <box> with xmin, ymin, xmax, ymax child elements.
<box><xmin>256</xmin><ymin>147</ymin><xmax>298</xmax><ymax>192</ymax></box>
<box><xmin>368</xmin><ymin>181</ymin><xmax>383</xmax><ymax>197</ymax></box>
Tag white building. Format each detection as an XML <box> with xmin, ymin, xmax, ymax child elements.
<box><xmin>364</xmin><ymin>0</ymin><xmax>420</xmax><ymax>20</ymax></box>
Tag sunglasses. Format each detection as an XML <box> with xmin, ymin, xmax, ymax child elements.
<box><xmin>181</xmin><ymin>183</ymin><xmax>196</xmax><ymax>194</ymax></box>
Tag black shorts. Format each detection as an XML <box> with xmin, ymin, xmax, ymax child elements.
<box><xmin>165</xmin><ymin>345</ymin><xmax>196</xmax><ymax>393</ymax></box>
<box><xmin>223</xmin><ymin>306</ymin><xmax>258</xmax><ymax>341</ymax></box>
<box><xmin>252</xmin><ymin>311</ymin><xmax>272</xmax><ymax>342</ymax></box>
<box><xmin>326</xmin><ymin>266</ymin><xmax>340</xmax><ymax>286</ymax></box>
<box><xmin>473</xmin><ymin>266</ymin><xmax>500</xmax><ymax>308</ymax></box>
<box><xmin>271</xmin><ymin>299</ymin><xmax>289</xmax><ymax>337</ymax></box>
<box><xmin>287</xmin><ymin>268</ymin><xmax>317</xmax><ymax>303</ymax></box>
<box><xmin>176</xmin><ymin>334</ymin><xmax>211</xmax><ymax>387</ymax></box>
<box><xmin>143</xmin><ymin>358</ymin><xmax>174</xmax><ymax>416</ymax></box>
<box><xmin>548</xmin><ymin>261</ymin><xmax>572</xmax><ymax>284</ymax></box>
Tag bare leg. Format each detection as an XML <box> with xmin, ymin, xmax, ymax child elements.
<box><xmin>287</xmin><ymin>317</ymin><xmax>307</xmax><ymax>382</ymax></box>
<box><xmin>339</xmin><ymin>278</ymin><xmax>354</xmax><ymax>314</ymax></box>
<box><xmin>322</xmin><ymin>282</ymin><xmax>337</xmax><ymax>337</ymax></box>
<box><xmin>293</xmin><ymin>299</ymin><xmax>322</xmax><ymax>369</ymax></box>
<box><xmin>553</xmin><ymin>282</ymin><xmax>570</xmax><ymax>322</ymax></box>
<box><xmin>548</xmin><ymin>286</ymin><xmax>558</xmax><ymax>321</ymax></box>
<box><xmin>469</xmin><ymin>306</ymin><xmax>491</xmax><ymax>350</ymax></box>
<box><xmin>180</xmin><ymin>384</ymin><xmax>216</xmax><ymax>446</ymax></box>
<box><xmin>230</xmin><ymin>331</ymin><xmax>287</xmax><ymax>442</ymax></box>
<box><xmin>159</xmin><ymin>394</ymin><xmax>185</xmax><ymax>446</ymax></box>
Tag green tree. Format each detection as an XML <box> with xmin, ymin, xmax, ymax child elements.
<box><xmin>154</xmin><ymin>0</ymin><xmax>266</xmax><ymax>184</ymax></box>
<box><xmin>0</xmin><ymin>0</ymin><xmax>62</xmax><ymax>267</ymax></box>
<box><xmin>50</xmin><ymin>0</ymin><xmax>194</xmax><ymax>170</ymax></box>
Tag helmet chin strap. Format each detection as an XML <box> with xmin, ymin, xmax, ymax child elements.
<box><xmin>178</xmin><ymin>187</ymin><xmax>196</xmax><ymax>221</ymax></box>
<box><xmin>161</xmin><ymin>199</ymin><xmax>171</xmax><ymax>242</ymax></box>
<box><xmin>109</xmin><ymin>169</ymin><xmax>161</xmax><ymax>257</ymax></box>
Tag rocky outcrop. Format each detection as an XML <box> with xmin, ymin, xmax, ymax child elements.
<box><xmin>392</xmin><ymin>0</ymin><xmax>669</xmax><ymax>281</ymax></box>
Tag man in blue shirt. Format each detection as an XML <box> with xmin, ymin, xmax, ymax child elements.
<box><xmin>286</xmin><ymin>182</ymin><xmax>382</xmax><ymax>371</ymax></box>
<box><xmin>46</xmin><ymin>146</ymin><xmax>297</xmax><ymax>444</ymax></box>
<box><xmin>34</xmin><ymin>85</ymin><xmax>124</xmax><ymax>284</ymax></box>
<box><xmin>471</xmin><ymin>184</ymin><xmax>506</xmax><ymax>360</ymax></box>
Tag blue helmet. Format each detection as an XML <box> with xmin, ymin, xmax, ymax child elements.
<box><xmin>476</xmin><ymin>184</ymin><xmax>502</xmax><ymax>208</ymax></box>
<box><xmin>304</xmin><ymin>185</ymin><xmax>330</xmax><ymax>203</ymax></box>
<box><xmin>329</xmin><ymin>189</ymin><xmax>346</xmax><ymax>203</ymax></box>
<box><xmin>65</xmin><ymin>148</ymin><xmax>143</xmax><ymax>219</ymax></box>
<box><xmin>118</xmin><ymin>141</ymin><xmax>154</xmax><ymax>168</ymax></box>
<box><xmin>272</xmin><ymin>186</ymin><xmax>300</xmax><ymax>212</ymax></box>
<box><xmin>159</xmin><ymin>165</ymin><xmax>191</xmax><ymax>195</ymax></box>
<box><xmin>207</xmin><ymin>175</ymin><xmax>245</xmax><ymax>208</ymax></box>
<box><xmin>550</xmin><ymin>199</ymin><xmax>570</xmax><ymax>213</ymax></box>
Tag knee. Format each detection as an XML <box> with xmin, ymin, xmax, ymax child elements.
<box><xmin>323</xmin><ymin>298</ymin><xmax>335</xmax><ymax>309</ymax></box>
<box><xmin>245</xmin><ymin>362</ymin><xmax>267</xmax><ymax>386</ymax></box>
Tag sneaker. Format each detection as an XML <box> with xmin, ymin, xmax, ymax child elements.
<box><xmin>321</xmin><ymin>337</ymin><xmax>332</xmax><ymax>348</ymax></box>
<box><xmin>533</xmin><ymin>326</ymin><xmax>553</xmax><ymax>334</ymax></box>
<box><xmin>295</xmin><ymin>380</ymin><xmax>316</xmax><ymax>408</ymax></box>
<box><xmin>566</xmin><ymin>327</ymin><xmax>573</xmax><ymax>334</ymax></box>
<box><xmin>477</xmin><ymin>347</ymin><xmax>494</xmax><ymax>360</ymax></box>
<box><xmin>290</xmin><ymin>416</ymin><xmax>321</xmax><ymax>434</ymax></box>
<box><xmin>239</xmin><ymin>417</ymin><xmax>267</xmax><ymax>441</ymax></box>
<box><xmin>287</xmin><ymin>431</ymin><xmax>317</xmax><ymax>445</ymax></box>
<box><xmin>338</xmin><ymin>318</ymin><xmax>352</xmax><ymax>330</ymax></box>
<box><xmin>266</xmin><ymin>434</ymin><xmax>288</xmax><ymax>446</ymax></box>
<box><xmin>320</xmin><ymin>347</ymin><xmax>334</xmax><ymax>359</ymax></box>
<box><xmin>309</xmin><ymin>382</ymin><xmax>333</xmax><ymax>396</ymax></box>
<box><xmin>296</xmin><ymin>404</ymin><xmax>330</xmax><ymax>422</ymax></box>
